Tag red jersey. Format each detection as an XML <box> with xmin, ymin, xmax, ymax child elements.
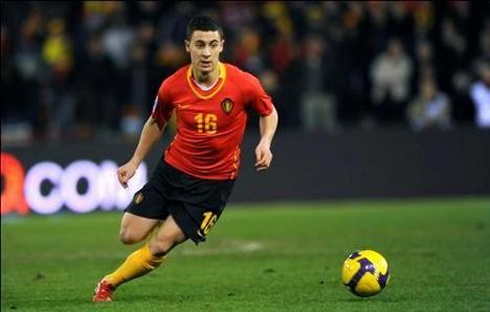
<box><xmin>151</xmin><ymin>63</ymin><xmax>274</xmax><ymax>180</ymax></box>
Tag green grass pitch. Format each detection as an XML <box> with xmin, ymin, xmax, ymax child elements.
<box><xmin>2</xmin><ymin>197</ymin><xmax>489</xmax><ymax>311</ymax></box>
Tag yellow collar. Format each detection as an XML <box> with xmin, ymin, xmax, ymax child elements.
<box><xmin>186</xmin><ymin>63</ymin><xmax>227</xmax><ymax>100</ymax></box>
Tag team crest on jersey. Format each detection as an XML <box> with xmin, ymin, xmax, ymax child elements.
<box><xmin>221</xmin><ymin>98</ymin><xmax>234</xmax><ymax>115</ymax></box>
<box><xmin>134</xmin><ymin>192</ymin><xmax>144</xmax><ymax>204</ymax></box>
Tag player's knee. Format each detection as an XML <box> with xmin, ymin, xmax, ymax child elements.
<box><xmin>150</xmin><ymin>238</ymin><xmax>172</xmax><ymax>255</ymax></box>
<box><xmin>118</xmin><ymin>229</ymin><xmax>143</xmax><ymax>245</ymax></box>
<box><xmin>150</xmin><ymin>235</ymin><xmax>183</xmax><ymax>256</ymax></box>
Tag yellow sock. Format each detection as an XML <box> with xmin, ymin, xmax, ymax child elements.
<box><xmin>103</xmin><ymin>243</ymin><xmax>165</xmax><ymax>287</ymax></box>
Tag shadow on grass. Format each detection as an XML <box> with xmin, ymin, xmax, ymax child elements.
<box><xmin>339</xmin><ymin>294</ymin><xmax>406</xmax><ymax>303</ymax></box>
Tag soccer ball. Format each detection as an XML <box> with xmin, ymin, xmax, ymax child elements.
<box><xmin>341</xmin><ymin>250</ymin><xmax>391</xmax><ymax>297</ymax></box>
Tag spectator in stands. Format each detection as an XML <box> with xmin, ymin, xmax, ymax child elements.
<box><xmin>1</xmin><ymin>8</ymin><xmax>44</xmax><ymax>142</ymax></box>
<box><xmin>407</xmin><ymin>77</ymin><xmax>452</xmax><ymax>131</ymax></box>
<box><xmin>370</xmin><ymin>37</ymin><xmax>413</xmax><ymax>125</ymax></box>
<box><xmin>300</xmin><ymin>33</ymin><xmax>339</xmax><ymax>133</ymax></box>
<box><xmin>75</xmin><ymin>34</ymin><xmax>117</xmax><ymax>138</ymax></box>
<box><xmin>1</xmin><ymin>1</ymin><xmax>489</xmax><ymax>141</ymax></box>
<box><xmin>470</xmin><ymin>62</ymin><xmax>490</xmax><ymax>128</ymax></box>
<box><xmin>41</xmin><ymin>18</ymin><xmax>78</xmax><ymax>139</ymax></box>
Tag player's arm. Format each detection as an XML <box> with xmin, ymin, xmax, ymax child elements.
<box><xmin>255</xmin><ymin>106</ymin><xmax>278</xmax><ymax>171</ymax></box>
<box><xmin>117</xmin><ymin>116</ymin><xmax>165</xmax><ymax>188</ymax></box>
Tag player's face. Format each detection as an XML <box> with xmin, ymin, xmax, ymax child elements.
<box><xmin>186</xmin><ymin>30</ymin><xmax>223</xmax><ymax>75</ymax></box>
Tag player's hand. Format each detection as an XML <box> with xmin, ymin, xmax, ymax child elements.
<box><xmin>255</xmin><ymin>142</ymin><xmax>273</xmax><ymax>172</ymax></box>
<box><xmin>117</xmin><ymin>160</ymin><xmax>138</xmax><ymax>188</ymax></box>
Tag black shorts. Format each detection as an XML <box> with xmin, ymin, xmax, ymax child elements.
<box><xmin>125</xmin><ymin>160</ymin><xmax>235</xmax><ymax>244</ymax></box>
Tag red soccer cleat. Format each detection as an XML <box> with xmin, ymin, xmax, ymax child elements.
<box><xmin>93</xmin><ymin>280</ymin><xmax>116</xmax><ymax>302</ymax></box>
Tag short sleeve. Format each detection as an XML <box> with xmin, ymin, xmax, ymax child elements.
<box><xmin>151</xmin><ymin>79</ymin><xmax>175</xmax><ymax>129</ymax></box>
<box><xmin>245</xmin><ymin>73</ymin><xmax>274</xmax><ymax>116</ymax></box>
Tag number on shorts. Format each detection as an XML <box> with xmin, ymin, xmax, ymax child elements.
<box><xmin>201</xmin><ymin>211</ymin><xmax>217</xmax><ymax>235</ymax></box>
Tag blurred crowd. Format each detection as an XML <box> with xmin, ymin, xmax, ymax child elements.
<box><xmin>1</xmin><ymin>1</ymin><xmax>490</xmax><ymax>143</ymax></box>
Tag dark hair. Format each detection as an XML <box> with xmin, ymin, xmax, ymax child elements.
<box><xmin>186</xmin><ymin>15</ymin><xmax>224</xmax><ymax>40</ymax></box>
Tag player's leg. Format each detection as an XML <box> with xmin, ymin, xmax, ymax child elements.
<box><xmin>102</xmin><ymin>212</ymin><xmax>160</xmax><ymax>284</ymax></box>
<box><xmin>106</xmin><ymin>213</ymin><xmax>188</xmax><ymax>285</ymax></box>
<box><xmin>118</xmin><ymin>212</ymin><xmax>160</xmax><ymax>244</ymax></box>
<box><xmin>106</xmin><ymin>213</ymin><xmax>187</xmax><ymax>286</ymax></box>
<box><xmin>148</xmin><ymin>214</ymin><xmax>187</xmax><ymax>257</ymax></box>
<box><xmin>94</xmin><ymin>162</ymin><xmax>177</xmax><ymax>302</ymax></box>
<box><xmin>93</xmin><ymin>214</ymin><xmax>187</xmax><ymax>302</ymax></box>
<box><xmin>93</xmin><ymin>213</ymin><xmax>161</xmax><ymax>302</ymax></box>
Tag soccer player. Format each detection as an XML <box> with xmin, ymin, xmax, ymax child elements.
<box><xmin>93</xmin><ymin>15</ymin><xmax>278</xmax><ymax>302</ymax></box>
